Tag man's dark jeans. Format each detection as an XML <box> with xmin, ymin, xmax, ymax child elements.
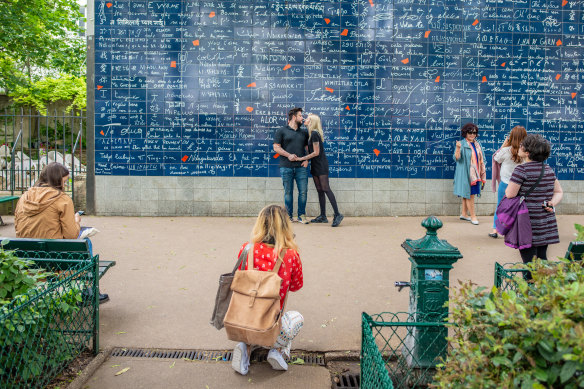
<box><xmin>280</xmin><ymin>166</ymin><xmax>308</xmax><ymax>218</ymax></box>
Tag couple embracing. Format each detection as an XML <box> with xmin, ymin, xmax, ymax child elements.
<box><xmin>273</xmin><ymin>107</ymin><xmax>343</xmax><ymax>227</ymax></box>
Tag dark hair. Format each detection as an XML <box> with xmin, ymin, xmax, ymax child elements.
<box><xmin>461</xmin><ymin>122</ymin><xmax>478</xmax><ymax>138</ymax></box>
<box><xmin>288</xmin><ymin>107</ymin><xmax>302</xmax><ymax>122</ymax></box>
<box><xmin>521</xmin><ymin>134</ymin><xmax>551</xmax><ymax>162</ymax></box>
<box><xmin>35</xmin><ymin>162</ymin><xmax>69</xmax><ymax>190</ymax></box>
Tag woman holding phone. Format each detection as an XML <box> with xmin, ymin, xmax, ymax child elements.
<box><xmin>504</xmin><ymin>134</ymin><xmax>563</xmax><ymax>273</ymax></box>
<box><xmin>15</xmin><ymin>162</ymin><xmax>80</xmax><ymax>239</ymax></box>
<box><xmin>489</xmin><ymin>126</ymin><xmax>527</xmax><ymax>238</ymax></box>
<box><xmin>14</xmin><ymin>162</ymin><xmax>109</xmax><ymax>303</ymax></box>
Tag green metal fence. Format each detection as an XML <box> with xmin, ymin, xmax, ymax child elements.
<box><xmin>361</xmin><ymin>312</ymin><xmax>448</xmax><ymax>389</ymax></box>
<box><xmin>0</xmin><ymin>252</ymin><xmax>98</xmax><ymax>389</ymax></box>
<box><xmin>494</xmin><ymin>262</ymin><xmax>529</xmax><ymax>292</ymax></box>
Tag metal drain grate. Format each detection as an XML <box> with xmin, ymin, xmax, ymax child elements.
<box><xmin>111</xmin><ymin>348</ymin><xmax>231</xmax><ymax>362</ymax></box>
<box><xmin>110</xmin><ymin>347</ymin><xmax>325</xmax><ymax>366</ymax></box>
<box><xmin>333</xmin><ymin>373</ymin><xmax>361</xmax><ymax>388</ymax></box>
<box><xmin>251</xmin><ymin>349</ymin><xmax>325</xmax><ymax>366</ymax></box>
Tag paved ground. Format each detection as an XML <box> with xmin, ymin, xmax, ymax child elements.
<box><xmin>0</xmin><ymin>214</ymin><xmax>581</xmax><ymax>388</ymax></box>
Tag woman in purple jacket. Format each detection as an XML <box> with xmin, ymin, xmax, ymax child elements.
<box><xmin>505</xmin><ymin>134</ymin><xmax>563</xmax><ymax>275</ymax></box>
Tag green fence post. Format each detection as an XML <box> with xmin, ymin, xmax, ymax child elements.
<box><xmin>398</xmin><ymin>216</ymin><xmax>462</xmax><ymax>368</ymax></box>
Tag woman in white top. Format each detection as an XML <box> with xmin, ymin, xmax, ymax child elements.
<box><xmin>490</xmin><ymin>125</ymin><xmax>527</xmax><ymax>238</ymax></box>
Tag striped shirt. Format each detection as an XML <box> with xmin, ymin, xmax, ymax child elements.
<box><xmin>509</xmin><ymin>162</ymin><xmax>559</xmax><ymax>246</ymax></box>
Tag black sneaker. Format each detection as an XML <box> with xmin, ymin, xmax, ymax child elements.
<box><xmin>332</xmin><ymin>214</ymin><xmax>344</xmax><ymax>227</ymax></box>
<box><xmin>80</xmin><ymin>289</ymin><xmax>110</xmax><ymax>305</ymax></box>
<box><xmin>99</xmin><ymin>293</ymin><xmax>110</xmax><ymax>304</ymax></box>
<box><xmin>310</xmin><ymin>215</ymin><xmax>329</xmax><ymax>223</ymax></box>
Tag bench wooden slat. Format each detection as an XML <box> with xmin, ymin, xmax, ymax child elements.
<box><xmin>99</xmin><ymin>260</ymin><xmax>116</xmax><ymax>278</ymax></box>
<box><xmin>0</xmin><ymin>237</ymin><xmax>115</xmax><ymax>280</ymax></box>
<box><xmin>0</xmin><ymin>195</ymin><xmax>20</xmax><ymax>203</ymax></box>
<box><xmin>0</xmin><ymin>196</ymin><xmax>20</xmax><ymax>225</ymax></box>
<box><xmin>1</xmin><ymin>237</ymin><xmax>90</xmax><ymax>253</ymax></box>
<box><xmin>566</xmin><ymin>242</ymin><xmax>584</xmax><ymax>261</ymax></box>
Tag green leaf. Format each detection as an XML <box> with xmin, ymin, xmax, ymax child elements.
<box><xmin>512</xmin><ymin>351</ymin><xmax>523</xmax><ymax>363</ymax></box>
<box><xmin>484</xmin><ymin>299</ymin><xmax>496</xmax><ymax>312</ymax></box>
<box><xmin>492</xmin><ymin>356</ymin><xmax>511</xmax><ymax>367</ymax></box>
<box><xmin>534</xmin><ymin>368</ymin><xmax>548</xmax><ymax>382</ymax></box>
<box><xmin>561</xmin><ymin>362</ymin><xmax>580</xmax><ymax>384</ymax></box>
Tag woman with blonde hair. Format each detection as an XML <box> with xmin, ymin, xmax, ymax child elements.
<box><xmin>298</xmin><ymin>113</ymin><xmax>343</xmax><ymax>227</ymax></box>
<box><xmin>231</xmin><ymin>204</ymin><xmax>304</xmax><ymax>376</ymax></box>
<box><xmin>489</xmin><ymin>126</ymin><xmax>527</xmax><ymax>238</ymax></box>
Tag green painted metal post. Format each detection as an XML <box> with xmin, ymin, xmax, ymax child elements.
<box><xmin>400</xmin><ymin>216</ymin><xmax>462</xmax><ymax>368</ymax></box>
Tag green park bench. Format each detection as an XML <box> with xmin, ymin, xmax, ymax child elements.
<box><xmin>0</xmin><ymin>236</ymin><xmax>116</xmax><ymax>281</ymax></box>
<box><xmin>0</xmin><ymin>236</ymin><xmax>116</xmax><ymax>353</ymax></box>
<box><xmin>0</xmin><ymin>195</ymin><xmax>20</xmax><ymax>226</ymax></box>
<box><xmin>566</xmin><ymin>241</ymin><xmax>584</xmax><ymax>261</ymax></box>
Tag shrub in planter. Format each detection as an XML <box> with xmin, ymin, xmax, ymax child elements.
<box><xmin>433</xmin><ymin>259</ymin><xmax>584</xmax><ymax>389</ymax></box>
<box><xmin>0</xmin><ymin>248</ymin><xmax>54</xmax><ymax>304</ymax></box>
<box><xmin>574</xmin><ymin>224</ymin><xmax>584</xmax><ymax>241</ymax></box>
<box><xmin>0</xmin><ymin>248</ymin><xmax>83</xmax><ymax>385</ymax></box>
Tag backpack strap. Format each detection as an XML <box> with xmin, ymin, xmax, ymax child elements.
<box><xmin>245</xmin><ymin>243</ymin><xmax>256</xmax><ymax>270</ymax></box>
<box><xmin>271</xmin><ymin>249</ymin><xmax>285</xmax><ymax>273</ymax></box>
<box><xmin>233</xmin><ymin>243</ymin><xmax>253</xmax><ymax>273</ymax></box>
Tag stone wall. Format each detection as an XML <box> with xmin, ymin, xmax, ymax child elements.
<box><xmin>94</xmin><ymin>176</ymin><xmax>583</xmax><ymax>217</ymax></box>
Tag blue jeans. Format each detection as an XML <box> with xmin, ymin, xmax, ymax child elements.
<box><xmin>280</xmin><ymin>167</ymin><xmax>308</xmax><ymax>218</ymax></box>
<box><xmin>493</xmin><ymin>181</ymin><xmax>508</xmax><ymax>228</ymax></box>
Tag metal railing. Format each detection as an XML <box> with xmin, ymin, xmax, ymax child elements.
<box><xmin>361</xmin><ymin>312</ymin><xmax>449</xmax><ymax>389</ymax></box>
<box><xmin>0</xmin><ymin>251</ymin><xmax>98</xmax><ymax>388</ymax></box>
<box><xmin>0</xmin><ymin>107</ymin><xmax>86</xmax><ymax>201</ymax></box>
<box><xmin>493</xmin><ymin>262</ymin><xmax>530</xmax><ymax>292</ymax></box>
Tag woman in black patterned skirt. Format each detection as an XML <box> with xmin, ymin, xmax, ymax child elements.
<box><xmin>505</xmin><ymin>134</ymin><xmax>563</xmax><ymax>270</ymax></box>
<box><xmin>297</xmin><ymin>113</ymin><xmax>343</xmax><ymax>227</ymax></box>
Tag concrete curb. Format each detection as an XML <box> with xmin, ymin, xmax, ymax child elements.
<box><xmin>324</xmin><ymin>351</ymin><xmax>360</xmax><ymax>362</ymax></box>
<box><xmin>67</xmin><ymin>347</ymin><xmax>113</xmax><ymax>389</ymax></box>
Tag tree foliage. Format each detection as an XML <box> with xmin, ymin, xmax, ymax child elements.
<box><xmin>434</xmin><ymin>259</ymin><xmax>584</xmax><ymax>389</ymax></box>
<box><xmin>0</xmin><ymin>0</ymin><xmax>86</xmax><ymax>93</ymax></box>
<box><xmin>10</xmin><ymin>75</ymin><xmax>86</xmax><ymax>112</ymax></box>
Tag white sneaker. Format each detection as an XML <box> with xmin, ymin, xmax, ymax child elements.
<box><xmin>232</xmin><ymin>342</ymin><xmax>250</xmax><ymax>375</ymax></box>
<box><xmin>471</xmin><ymin>219</ymin><xmax>479</xmax><ymax>225</ymax></box>
<box><xmin>267</xmin><ymin>348</ymin><xmax>288</xmax><ymax>371</ymax></box>
<box><xmin>297</xmin><ymin>215</ymin><xmax>310</xmax><ymax>224</ymax></box>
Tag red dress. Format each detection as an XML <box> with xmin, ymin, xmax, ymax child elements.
<box><xmin>237</xmin><ymin>242</ymin><xmax>303</xmax><ymax>309</ymax></box>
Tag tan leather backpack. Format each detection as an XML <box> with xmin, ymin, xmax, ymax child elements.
<box><xmin>223</xmin><ymin>248</ymin><xmax>285</xmax><ymax>347</ymax></box>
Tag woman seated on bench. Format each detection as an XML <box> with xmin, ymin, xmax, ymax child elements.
<box><xmin>14</xmin><ymin>162</ymin><xmax>109</xmax><ymax>303</ymax></box>
<box><xmin>15</xmin><ymin>162</ymin><xmax>80</xmax><ymax>239</ymax></box>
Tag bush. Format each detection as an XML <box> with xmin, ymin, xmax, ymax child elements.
<box><xmin>575</xmin><ymin>224</ymin><xmax>584</xmax><ymax>241</ymax></box>
<box><xmin>434</xmin><ymin>259</ymin><xmax>584</xmax><ymax>389</ymax></box>
<box><xmin>0</xmin><ymin>247</ymin><xmax>83</xmax><ymax>385</ymax></box>
<box><xmin>0</xmin><ymin>247</ymin><xmax>53</xmax><ymax>305</ymax></box>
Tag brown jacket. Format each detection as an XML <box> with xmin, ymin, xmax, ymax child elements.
<box><xmin>14</xmin><ymin>186</ymin><xmax>80</xmax><ymax>239</ymax></box>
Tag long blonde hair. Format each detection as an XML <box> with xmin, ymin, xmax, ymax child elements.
<box><xmin>307</xmin><ymin>113</ymin><xmax>324</xmax><ymax>142</ymax></box>
<box><xmin>251</xmin><ymin>204</ymin><xmax>298</xmax><ymax>257</ymax></box>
